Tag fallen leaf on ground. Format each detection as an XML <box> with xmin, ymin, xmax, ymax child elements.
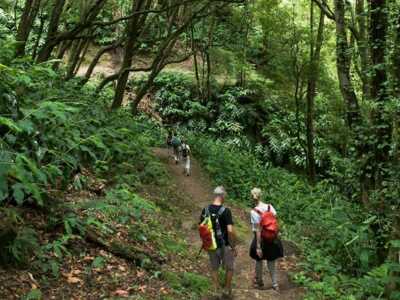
<box><xmin>138</xmin><ymin>285</ymin><xmax>147</xmax><ymax>292</ymax></box>
<box><xmin>67</xmin><ymin>276</ymin><xmax>82</xmax><ymax>284</ymax></box>
<box><xmin>118</xmin><ymin>265</ymin><xmax>126</xmax><ymax>272</ymax></box>
<box><xmin>114</xmin><ymin>289</ymin><xmax>129</xmax><ymax>297</ymax></box>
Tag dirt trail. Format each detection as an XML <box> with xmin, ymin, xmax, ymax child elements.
<box><xmin>153</xmin><ymin>148</ymin><xmax>303</xmax><ymax>300</ymax></box>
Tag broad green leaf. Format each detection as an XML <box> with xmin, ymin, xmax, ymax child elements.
<box><xmin>12</xmin><ymin>183</ymin><xmax>25</xmax><ymax>205</ymax></box>
<box><xmin>0</xmin><ymin>116</ymin><xmax>22</xmax><ymax>133</ymax></box>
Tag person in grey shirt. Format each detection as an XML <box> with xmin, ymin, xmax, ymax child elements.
<box><xmin>200</xmin><ymin>186</ymin><xmax>237</xmax><ymax>299</ymax></box>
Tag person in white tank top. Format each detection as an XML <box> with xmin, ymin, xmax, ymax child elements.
<box><xmin>250</xmin><ymin>188</ymin><xmax>282</xmax><ymax>292</ymax></box>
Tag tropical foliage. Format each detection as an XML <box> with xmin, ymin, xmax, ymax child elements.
<box><xmin>1</xmin><ymin>0</ymin><xmax>400</xmax><ymax>298</ymax></box>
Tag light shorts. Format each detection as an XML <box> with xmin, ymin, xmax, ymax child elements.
<box><xmin>208</xmin><ymin>246</ymin><xmax>234</xmax><ymax>272</ymax></box>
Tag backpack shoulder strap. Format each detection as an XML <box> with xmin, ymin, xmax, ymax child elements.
<box><xmin>253</xmin><ymin>208</ymin><xmax>263</xmax><ymax>216</ymax></box>
<box><xmin>204</xmin><ymin>205</ymin><xmax>211</xmax><ymax>217</ymax></box>
<box><xmin>217</xmin><ymin>206</ymin><xmax>225</xmax><ymax>216</ymax></box>
<box><xmin>267</xmin><ymin>204</ymin><xmax>271</xmax><ymax>212</ymax></box>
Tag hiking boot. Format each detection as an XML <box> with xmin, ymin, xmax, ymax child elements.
<box><xmin>252</xmin><ymin>276</ymin><xmax>265</xmax><ymax>289</ymax></box>
<box><xmin>253</xmin><ymin>281</ymin><xmax>265</xmax><ymax>290</ymax></box>
<box><xmin>272</xmin><ymin>284</ymin><xmax>280</xmax><ymax>293</ymax></box>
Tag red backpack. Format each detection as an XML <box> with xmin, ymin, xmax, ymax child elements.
<box><xmin>254</xmin><ymin>205</ymin><xmax>279</xmax><ymax>242</ymax></box>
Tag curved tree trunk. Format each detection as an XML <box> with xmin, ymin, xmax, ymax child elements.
<box><xmin>65</xmin><ymin>39</ymin><xmax>85</xmax><ymax>80</ymax></box>
<box><xmin>111</xmin><ymin>0</ymin><xmax>151</xmax><ymax>110</ymax></box>
<box><xmin>81</xmin><ymin>40</ymin><xmax>123</xmax><ymax>85</ymax></box>
<box><xmin>74</xmin><ymin>39</ymin><xmax>91</xmax><ymax>76</ymax></box>
<box><xmin>15</xmin><ymin>0</ymin><xmax>41</xmax><ymax>57</ymax></box>
<box><xmin>36</xmin><ymin>0</ymin><xmax>66</xmax><ymax>62</ymax></box>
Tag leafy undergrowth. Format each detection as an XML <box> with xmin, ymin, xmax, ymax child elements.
<box><xmin>0</xmin><ymin>61</ymin><xmax>209</xmax><ymax>299</ymax></box>
<box><xmin>0</xmin><ymin>179</ymin><xmax>210</xmax><ymax>299</ymax></box>
<box><xmin>188</xmin><ymin>134</ymin><xmax>391</xmax><ymax>300</ymax></box>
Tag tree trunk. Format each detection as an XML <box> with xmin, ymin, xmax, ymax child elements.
<box><xmin>52</xmin><ymin>40</ymin><xmax>72</xmax><ymax>70</ymax></box>
<box><xmin>205</xmin><ymin>14</ymin><xmax>216</xmax><ymax>102</ymax></box>
<box><xmin>393</xmin><ymin>7</ymin><xmax>400</xmax><ymax>96</ymax></box>
<box><xmin>111</xmin><ymin>0</ymin><xmax>151</xmax><ymax>110</ymax></box>
<box><xmin>15</xmin><ymin>0</ymin><xmax>41</xmax><ymax>57</ymax></box>
<box><xmin>96</xmin><ymin>73</ymin><xmax>120</xmax><ymax>93</ymax></box>
<box><xmin>37</xmin><ymin>0</ymin><xmax>106</xmax><ymax>63</ymax></box>
<box><xmin>81</xmin><ymin>40</ymin><xmax>123</xmax><ymax>85</ymax></box>
<box><xmin>191</xmin><ymin>25</ymin><xmax>203</xmax><ymax>99</ymax></box>
<box><xmin>65</xmin><ymin>39</ymin><xmax>85</xmax><ymax>80</ymax></box>
<box><xmin>130</xmin><ymin>6</ymin><xmax>199</xmax><ymax>115</ymax></box>
<box><xmin>355</xmin><ymin>0</ymin><xmax>370</xmax><ymax>100</ymax></box>
<box><xmin>31</xmin><ymin>12</ymin><xmax>45</xmax><ymax>60</ymax></box>
<box><xmin>305</xmin><ymin>4</ymin><xmax>325</xmax><ymax>184</ymax></box>
<box><xmin>131</xmin><ymin>39</ymin><xmax>177</xmax><ymax>115</ymax></box>
<box><xmin>36</xmin><ymin>0</ymin><xmax>66</xmax><ymax>62</ymax></box>
<box><xmin>74</xmin><ymin>39</ymin><xmax>91</xmax><ymax>76</ymax></box>
<box><xmin>369</xmin><ymin>0</ymin><xmax>391</xmax><ymax>184</ymax></box>
<box><xmin>334</xmin><ymin>0</ymin><xmax>361</xmax><ymax>129</ymax></box>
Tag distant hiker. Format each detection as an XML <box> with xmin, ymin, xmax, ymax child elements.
<box><xmin>166</xmin><ymin>130</ymin><xmax>173</xmax><ymax>150</ymax></box>
<box><xmin>249</xmin><ymin>187</ymin><xmax>283</xmax><ymax>292</ymax></box>
<box><xmin>199</xmin><ymin>186</ymin><xmax>236</xmax><ymax>299</ymax></box>
<box><xmin>180</xmin><ymin>139</ymin><xmax>191</xmax><ymax>176</ymax></box>
<box><xmin>170</xmin><ymin>134</ymin><xmax>181</xmax><ymax>164</ymax></box>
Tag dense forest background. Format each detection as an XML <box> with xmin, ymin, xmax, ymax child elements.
<box><xmin>0</xmin><ymin>0</ymin><xmax>400</xmax><ymax>299</ymax></box>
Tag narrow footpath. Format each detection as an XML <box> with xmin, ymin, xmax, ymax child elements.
<box><xmin>153</xmin><ymin>148</ymin><xmax>303</xmax><ymax>300</ymax></box>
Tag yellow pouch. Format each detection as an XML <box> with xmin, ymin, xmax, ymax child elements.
<box><xmin>202</xmin><ymin>216</ymin><xmax>217</xmax><ymax>251</ymax></box>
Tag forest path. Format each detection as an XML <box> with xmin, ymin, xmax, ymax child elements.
<box><xmin>153</xmin><ymin>148</ymin><xmax>303</xmax><ymax>300</ymax></box>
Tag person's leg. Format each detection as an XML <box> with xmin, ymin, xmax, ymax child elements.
<box><xmin>255</xmin><ymin>260</ymin><xmax>264</xmax><ymax>286</ymax></box>
<box><xmin>267</xmin><ymin>260</ymin><xmax>278</xmax><ymax>289</ymax></box>
<box><xmin>173</xmin><ymin>147</ymin><xmax>179</xmax><ymax>163</ymax></box>
<box><xmin>211</xmin><ymin>270</ymin><xmax>220</xmax><ymax>290</ymax></box>
<box><xmin>225</xmin><ymin>270</ymin><xmax>233</xmax><ymax>293</ymax></box>
<box><xmin>208</xmin><ymin>250</ymin><xmax>221</xmax><ymax>293</ymax></box>
<box><xmin>185</xmin><ymin>157</ymin><xmax>191</xmax><ymax>176</ymax></box>
<box><xmin>222</xmin><ymin>247</ymin><xmax>234</xmax><ymax>296</ymax></box>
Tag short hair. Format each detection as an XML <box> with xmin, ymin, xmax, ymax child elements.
<box><xmin>214</xmin><ymin>186</ymin><xmax>226</xmax><ymax>196</ymax></box>
<box><xmin>251</xmin><ymin>188</ymin><xmax>262</xmax><ymax>200</ymax></box>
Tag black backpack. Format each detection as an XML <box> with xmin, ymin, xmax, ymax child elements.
<box><xmin>207</xmin><ymin>205</ymin><xmax>226</xmax><ymax>246</ymax></box>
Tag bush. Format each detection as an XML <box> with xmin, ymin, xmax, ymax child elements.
<box><xmin>0</xmin><ymin>58</ymin><xmax>165</xmax><ymax>266</ymax></box>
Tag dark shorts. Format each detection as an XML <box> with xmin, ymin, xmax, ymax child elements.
<box><xmin>208</xmin><ymin>246</ymin><xmax>234</xmax><ymax>272</ymax></box>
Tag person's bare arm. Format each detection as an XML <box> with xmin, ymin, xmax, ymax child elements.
<box><xmin>227</xmin><ymin>224</ymin><xmax>237</xmax><ymax>256</ymax></box>
<box><xmin>255</xmin><ymin>223</ymin><xmax>262</xmax><ymax>258</ymax></box>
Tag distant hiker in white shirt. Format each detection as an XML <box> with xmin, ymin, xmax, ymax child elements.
<box><xmin>249</xmin><ymin>187</ymin><xmax>283</xmax><ymax>292</ymax></box>
<box><xmin>180</xmin><ymin>140</ymin><xmax>191</xmax><ymax>176</ymax></box>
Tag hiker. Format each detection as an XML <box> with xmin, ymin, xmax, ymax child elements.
<box><xmin>199</xmin><ymin>186</ymin><xmax>237</xmax><ymax>299</ymax></box>
<box><xmin>170</xmin><ymin>134</ymin><xmax>181</xmax><ymax>164</ymax></box>
<box><xmin>166</xmin><ymin>130</ymin><xmax>173</xmax><ymax>151</ymax></box>
<box><xmin>180</xmin><ymin>139</ymin><xmax>191</xmax><ymax>176</ymax></box>
<box><xmin>249</xmin><ymin>187</ymin><xmax>283</xmax><ymax>292</ymax></box>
